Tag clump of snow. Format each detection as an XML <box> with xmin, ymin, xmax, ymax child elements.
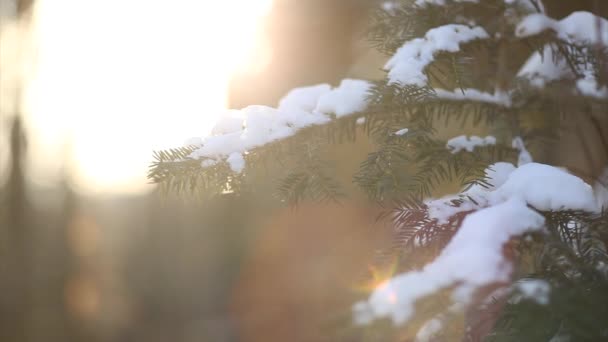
<box><xmin>381</xmin><ymin>1</ymin><xmax>398</xmax><ymax>13</ymax></box>
<box><xmin>516</xmin><ymin>12</ymin><xmax>608</xmax><ymax>98</ymax></box>
<box><xmin>447</xmin><ymin>135</ymin><xmax>496</xmax><ymax>153</ymax></box>
<box><xmin>389</xmin><ymin>161</ymin><xmax>598</xmax><ymax>327</ymax></box>
<box><xmin>485</xmin><ymin>162</ymin><xmax>518</xmax><ymax>188</ymax></box>
<box><xmin>490</xmin><ymin>163</ymin><xmax>597</xmax><ymax>212</ymax></box>
<box><xmin>426</xmin><ymin>194</ymin><xmax>479</xmax><ymax>225</ymax></box>
<box><xmin>355</xmin><ymin>198</ymin><xmax>545</xmax><ymax>325</ymax></box>
<box><xmin>356</xmin><ymin>117</ymin><xmax>366</xmax><ymax>125</ymax></box>
<box><xmin>414</xmin><ymin>0</ymin><xmax>478</xmax><ymax>7</ymax></box>
<box><xmin>394</xmin><ymin>128</ymin><xmax>409</xmax><ymax>136</ymax></box>
<box><xmin>518</xmin><ymin>44</ymin><xmax>607</xmax><ymax>98</ymax></box>
<box><xmin>226</xmin><ymin>152</ymin><xmax>245</xmax><ymax>173</ymax></box>
<box><xmin>278</xmin><ymin>84</ymin><xmax>331</xmax><ymax>112</ymax></box>
<box><xmin>427</xmin><ymin>161</ymin><xmax>598</xmax><ymax>225</ymax></box>
<box><xmin>426</xmin><ymin>162</ymin><xmax>516</xmax><ymax>224</ymax></box>
<box><xmin>515</xmin><ymin>279</ymin><xmax>551</xmax><ymax>305</ymax></box>
<box><xmin>415</xmin><ymin>317</ymin><xmax>443</xmax><ymax>342</ymax></box>
<box><xmin>385</xmin><ymin>24</ymin><xmax>489</xmax><ymax>85</ymax></box>
<box><xmin>277</xmin><ymin>84</ymin><xmax>333</xmax><ymax>127</ymax></box>
<box><xmin>512</xmin><ymin>136</ymin><xmax>532</xmax><ymax>166</ymax></box>
<box><xmin>516</xmin><ymin>12</ymin><xmax>608</xmax><ymax>46</ymax></box>
<box><xmin>576</xmin><ymin>73</ymin><xmax>608</xmax><ymax>99</ymax></box>
<box><xmin>517</xmin><ymin>45</ymin><xmax>569</xmax><ymax>88</ymax></box>
<box><xmin>211</xmin><ymin>109</ymin><xmax>246</xmax><ymax>136</ymax></box>
<box><xmin>315</xmin><ymin>79</ymin><xmax>372</xmax><ymax>117</ymax></box>
<box><xmin>434</xmin><ymin>88</ymin><xmax>512</xmax><ymax>107</ymax></box>
<box><xmin>187</xmin><ymin>80</ymin><xmax>371</xmax><ymax>173</ymax></box>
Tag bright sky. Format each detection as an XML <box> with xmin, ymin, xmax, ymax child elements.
<box><xmin>24</xmin><ymin>0</ymin><xmax>272</xmax><ymax>195</ymax></box>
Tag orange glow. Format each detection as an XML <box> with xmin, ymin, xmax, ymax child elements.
<box><xmin>354</xmin><ymin>255</ymin><xmax>399</xmax><ymax>293</ymax></box>
<box><xmin>65</xmin><ymin>274</ymin><xmax>100</xmax><ymax>318</ymax></box>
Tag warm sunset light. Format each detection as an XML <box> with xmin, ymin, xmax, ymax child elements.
<box><xmin>25</xmin><ymin>0</ymin><xmax>272</xmax><ymax>194</ymax></box>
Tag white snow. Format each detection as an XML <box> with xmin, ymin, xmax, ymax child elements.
<box><xmin>278</xmin><ymin>84</ymin><xmax>331</xmax><ymax>113</ymax></box>
<box><xmin>434</xmin><ymin>88</ymin><xmax>512</xmax><ymax>107</ymax></box>
<box><xmin>426</xmin><ymin>162</ymin><xmax>516</xmax><ymax>224</ymax></box>
<box><xmin>426</xmin><ymin>194</ymin><xmax>480</xmax><ymax>225</ymax></box>
<box><xmin>446</xmin><ymin>135</ymin><xmax>496</xmax><ymax>153</ymax></box>
<box><xmin>516</xmin><ymin>12</ymin><xmax>608</xmax><ymax>46</ymax></box>
<box><xmin>512</xmin><ymin>136</ymin><xmax>533</xmax><ymax>166</ymax></box>
<box><xmin>381</xmin><ymin>1</ymin><xmax>398</xmax><ymax>13</ymax></box>
<box><xmin>226</xmin><ymin>152</ymin><xmax>245</xmax><ymax>173</ymax></box>
<box><xmin>355</xmin><ymin>198</ymin><xmax>545</xmax><ymax>325</ymax></box>
<box><xmin>364</xmin><ymin>161</ymin><xmax>600</xmax><ymax>325</ymax></box>
<box><xmin>414</xmin><ymin>0</ymin><xmax>478</xmax><ymax>7</ymax></box>
<box><xmin>211</xmin><ymin>109</ymin><xmax>246</xmax><ymax>136</ymax></box>
<box><xmin>490</xmin><ymin>163</ymin><xmax>598</xmax><ymax>212</ymax></box>
<box><xmin>415</xmin><ymin>318</ymin><xmax>443</xmax><ymax>342</ymax></box>
<box><xmin>356</xmin><ymin>117</ymin><xmax>366</xmax><ymax>125</ymax></box>
<box><xmin>187</xmin><ymin>80</ymin><xmax>371</xmax><ymax>173</ymax></box>
<box><xmin>576</xmin><ymin>73</ymin><xmax>608</xmax><ymax>99</ymax></box>
<box><xmin>518</xmin><ymin>44</ymin><xmax>608</xmax><ymax>97</ymax></box>
<box><xmin>315</xmin><ymin>79</ymin><xmax>372</xmax><ymax>117</ymax></box>
<box><xmin>516</xmin><ymin>12</ymin><xmax>608</xmax><ymax>98</ymax></box>
<box><xmin>429</xmin><ymin>162</ymin><xmax>597</xmax><ymax>221</ymax></box>
<box><xmin>394</xmin><ymin>128</ymin><xmax>409</xmax><ymax>136</ymax></box>
<box><xmin>485</xmin><ymin>162</ymin><xmax>518</xmax><ymax>188</ymax></box>
<box><xmin>515</xmin><ymin>279</ymin><xmax>551</xmax><ymax>305</ymax></box>
<box><xmin>517</xmin><ymin>45</ymin><xmax>569</xmax><ymax>87</ymax></box>
<box><xmin>385</xmin><ymin>24</ymin><xmax>489</xmax><ymax>85</ymax></box>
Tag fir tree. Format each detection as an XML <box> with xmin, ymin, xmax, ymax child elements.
<box><xmin>149</xmin><ymin>0</ymin><xmax>608</xmax><ymax>340</ymax></box>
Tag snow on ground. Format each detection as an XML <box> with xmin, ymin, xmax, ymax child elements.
<box><xmin>446</xmin><ymin>135</ymin><xmax>496</xmax><ymax>153</ymax></box>
<box><xmin>385</xmin><ymin>24</ymin><xmax>489</xmax><ymax>86</ymax></box>
<box><xmin>187</xmin><ymin>79</ymin><xmax>371</xmax><ymax>172</ymax></box>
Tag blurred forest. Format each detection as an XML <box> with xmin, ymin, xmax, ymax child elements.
<box><xmin>0</xmin><ymin>1</ymin><xmax>378</xmax><ymax>341</ymax></box>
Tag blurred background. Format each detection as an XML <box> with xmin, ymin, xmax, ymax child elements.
<box><xmin>0</xmin><ymin>0</ymin><xmax>385</xmax><ymax>341</ymax></box>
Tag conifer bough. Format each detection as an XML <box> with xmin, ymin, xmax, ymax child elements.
<box><xmin>150</xmin><ymin>0</ymin><xmax>608</xmax><ymax>340</ymax></box>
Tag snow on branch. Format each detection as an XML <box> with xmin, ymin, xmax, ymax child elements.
<box><xmin>446</xmin><ymin>135</ymin><xmax>496</xmax><ymax>153</ymax></box>
<box><xmin>187</xmin><ymin>79</ymin><xmax>371</xmax><ymax>173</ymax></box>
<box><xmin>516</xmin><ymin>11</ymin><xmax>608</xmax><ymax>98</ymax></box>
<box><xmin>385</xmin><ymin>24</ymin><xmax>489</xmax><ymax>86</ymax></box>
<box><xmin>414</xmin><ymin>0</ymin><xmax>478</xmax><ymax>7</ymax></box>
<box><xmin>434</xmin><ymin>88</ymin><xmax>512</xmax><ymax>107</ymax></box>
<box><xmin>515</xmin><ymin>11</ymin><xmax>608</xmax><ymax>46</ymax></box>
<box><xmin>355</xmin><ymin>198</ymin><xmax>546</xmax><ymax>325</ymax></box>
<box><xmin>355</xmin><ymin>162</ymin><xmax>599</xmax><ymax>326</ymax></box>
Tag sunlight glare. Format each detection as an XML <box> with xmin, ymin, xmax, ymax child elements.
<box><xmin>26</xmin><ymin>0</ymin><xmax>272</xmax><ymax>194</ymax></box>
